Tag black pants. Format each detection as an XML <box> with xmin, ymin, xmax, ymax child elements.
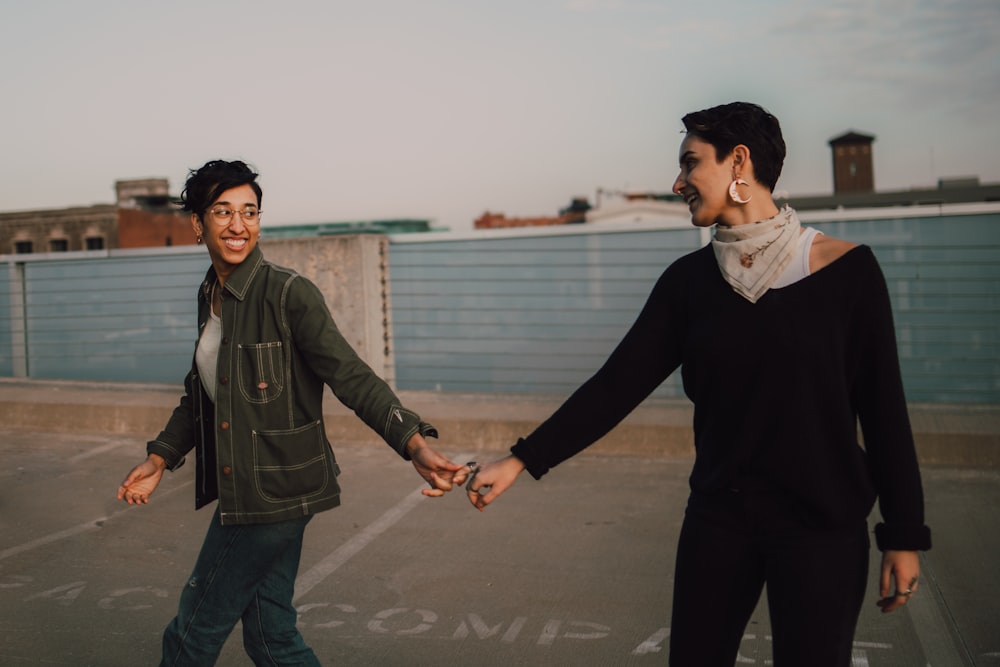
<box><xmin>669</xmin><ymin>487</ymin><xmax>869</xmax><ymax>666</ymax></box>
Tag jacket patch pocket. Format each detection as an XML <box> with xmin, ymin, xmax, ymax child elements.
<box><xmin>252</xmin><ymin>420</ymin><xmax>334</xmax><ymax>502</ymax></box>
<box><xmin>238</xmin><ymin>342</ymin><xmax>285</xmax><ymax>404</ymax></box>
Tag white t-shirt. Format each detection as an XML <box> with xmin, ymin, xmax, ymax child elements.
<box><xmin>195</xmin><ymin>310</ymin><xmax>222</xmax><ymax>403</ymax></box>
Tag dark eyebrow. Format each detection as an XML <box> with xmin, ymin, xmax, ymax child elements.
<box><xmin>679</xmin><ymin>150</ymin><xmax>695</xmax><ymax>165</ymax></box>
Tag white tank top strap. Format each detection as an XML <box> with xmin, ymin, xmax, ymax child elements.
<box><xmin>772</xmin><ymin>226</ymin><xmax>822</xmax><ymax>289</ymax></box>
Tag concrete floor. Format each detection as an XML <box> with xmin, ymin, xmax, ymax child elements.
<box><xmin>1</xmin><ymin>425</ymin><xmax>997</xmax><ymax>666</ymax></box>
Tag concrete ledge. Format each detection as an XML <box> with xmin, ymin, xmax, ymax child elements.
<box><xmin>1</xmin><ymin>379</ymin><xmax>997</xmax><ymax>468</ymax></box>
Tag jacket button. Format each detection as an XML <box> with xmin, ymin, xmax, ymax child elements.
<box><xmin>219</xmin><ymin>376</ymin><xmax>228</xmax><ymax>385</ymax></box>
<box><xmin>222</xmin><ymin>466</ymin><xmax>232</xmax><ymax>475</ymax></box>
<box><xmin>257</xmin><ymin>381</ymin><xmax>268</xmax><ymax>390</ymax></box>
<box><xmin>220</xmin><ymin>421</ymin><xmax>230</xmax><ymax>430</ymax></box>
<box><xmin>221</xmin><ymin>337</ymin><xmax>229</xmax><ymax>344</ymax></box>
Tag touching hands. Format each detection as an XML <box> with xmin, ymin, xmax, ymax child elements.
<box><xmin>116</xmin><ymin>454</ymin><xmax>167</xmax><ymax>505</ymax></box>
<box><xmin>875</xmin><ymin>549</ymin><xmax>921</xmax><ymax>613</ymax></box>
<box><xmin>465</xmin><ymin>454</ymin><xmax>526</xmax><ymax>511</ymax></box>
<box><xmin>404</xmin><ymin>436</ymin><xmax>529</xmax><ymax>507</ymax></box>
<box><xmin>406</xmin><ymin>434</ymin><xmax>470</xmax><ymax>497</ymax></box>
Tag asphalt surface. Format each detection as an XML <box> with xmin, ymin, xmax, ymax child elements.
<box><xmin>1</xmin><ymin>425</ymin><xmax>998</xmax><ymax>666</ymax></box>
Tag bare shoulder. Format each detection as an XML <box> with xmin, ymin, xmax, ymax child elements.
<box><xmin>809</xmin><ymin>233</ymin><xmax>860</xmax><ymax>273</ymax></box>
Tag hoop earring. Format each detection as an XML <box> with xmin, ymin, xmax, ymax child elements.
<box><xmin>729</xmin><ymin>178</ymin><xmax>752</xmax><ymax>205</ymax></box>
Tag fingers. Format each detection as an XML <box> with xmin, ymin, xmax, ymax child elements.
<box><xmin>876</xmin><ymin>588</ymin><xmax>914</xmax><ymax>613</ymax></box>
<box><xmin>452</xmin><ymin>464</ymin><xmax>470</xmax><ymax>487</ymax></box>
<box><xmin>473</xmin><ymin>479</ymin><xmax>508</xmax><ymax>510</ymax></box>
<box><xmin>464</xmin><ymin>455</ymin><xmax>525</xmax><ymax>511</ymax></box>
<box><xmin>409</xmin><ymin>442</ymin><xmax>472</xmax><ymax>496</ymax></box>
<box><xmin>116</xmin><ymin>468</ymin><xmax>143</xmax><ymax>503</ymax></box>
<box><xmin>410</xmin><ymin>452</ymin><xmax>511</xmax><ymax>503</ymax></box>
<box><xmin>466</xmin><ymin>482</ymin><xmax>489</xmax><ymax>512</ymax></box>
<box><xmin>885</xmin><ymin>574</ymin><xmax>920</xmax><ymax>611</ymax></box>
<box><xmin>876</xmin><ymin>551</ymin><xmax>920</xmax><ymax>614</ymax></box>
<box><xmin>468</xmin><ymin>484</ymin><xmax>501</xmax><ymax>512</ymax></box>
<box><xmin>463</xmin><ymin>461</ymin><xmax>484</xmax><ymax>501</ymax></box>
<box><xmin>464</xmin><ymin>464</ymin><xmax>483</xmax><ymax>510</ymax></box>
<box><xmin>464</xmin><ymin>461</ymin><xmax>504</xmax><ymax>511</ymax></box>
<box><xmin>421</xmin><ymin>469</ymin><xmax>467</xmax><ymax>497</ymax></box>
<box><xmin>879</xmin><ymin>561</ymin><xmax>891</xmax><ymax>599</ymax></box>
<box><xmin>116</xmin><ymin>460</ymin><xmax>163</xmax><ymax>505</ymax></box>
<box><xmin>415</xmin><ymin>465</ymin><xmax>468</xmax><ymax>497</ymax></box>
<box><xmin>119</xmin><ymin>487</ymin><xmax>150</xmax><ymax>505</ymax></box>
<box><xmin>119</xmin><ymin>478</ymin><xmax>150</xmax><ymax>504</ymax></box>
<box><xmin>429</xmin><ymin>471</ymin><xmax>456</xmax><ymax>492</ymax></box>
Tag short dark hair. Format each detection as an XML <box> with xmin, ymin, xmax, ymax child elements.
<box><xmin>179</xmin><ymin>160</ymin><xmax>262</xmax><ymax>219</ymax></box>
<box><xmin>681</xmin><ymin>102</ymin><xmax>786</xmax><ymax>191</ymax></box>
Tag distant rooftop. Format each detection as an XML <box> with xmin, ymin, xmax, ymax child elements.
<box><xmin>828</xmin><ymin>130</ymin><xmax>876</xmax><ymax>145</ymax></box>
<box><xmin>262</xmin><ymin>219</ymin><xmax>442</xmax><ymax>237</ymax></box>
<box><xmin>778</xmin><ymin>177</ymin><xmax>1000</xmax><ymax>211</ymax></box>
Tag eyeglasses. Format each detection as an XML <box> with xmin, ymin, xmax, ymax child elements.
<box><xmin>208</xmin><ymin>206</ymin><xmax>261</xmax><ymax>226</ymax></box>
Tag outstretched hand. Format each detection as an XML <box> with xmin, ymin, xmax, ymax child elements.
<box><xmin>465</xmin><ymin>455</ymin><xmax>526</xmax><ymax>511</ymax></box>
<box><xmin>116</xmin><ymin>454</ymin><xmax>167</xmax><ymax>505</ymax></box>
<box><xmin>876</xmin><ymin>549</ymin><xmax>921</xmax><ymax>613</ymax></box>
<box><xmin>406</xmin><ymin>434</ymin><xmax>469</xmax><ymax>497</ymax></box>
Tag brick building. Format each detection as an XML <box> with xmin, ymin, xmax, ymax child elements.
<box><xmin>0</xmin><ymin>204</ymin><xmax>119</xmax><ymax>254</ymax></box>
<box><xmin>0</xmin><ymin>178</ymin><xmax>194</xmax><ymax>255</ymax></box>
<box><xmin>114</xmin><ymin>178</ymin><xmax>195</xmax><ymax>248</ymax></box>
<box><xmin>474</xmin><ymin>197</ymin><xmax>592</xmax><ymax>229</ymax></box>
<box><xmin>829</xmin><ymin>131</ymin><xmax>876</xmax><ymax>194</ymax></box>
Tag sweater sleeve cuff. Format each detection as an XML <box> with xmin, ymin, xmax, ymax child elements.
<box><xmin>510</xmin><ymin>437</ymin><xmax>550</xmax><ymax>480</ymax></box>
<box><xmin>874</xmin><ymin>522</ymin><xmax>932</xmax><ymax>551</ymax></box>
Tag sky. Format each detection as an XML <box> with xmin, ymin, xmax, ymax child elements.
<box><xmin>1</xmin><ymin>0</ymin><xmax>998</xmax><ymax>231</ymax></box>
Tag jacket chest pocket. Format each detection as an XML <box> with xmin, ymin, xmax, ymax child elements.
<box><xmin>237</xmin><ymin>342</ymin><xmax>285</xmax><ymax>404</ymax></box>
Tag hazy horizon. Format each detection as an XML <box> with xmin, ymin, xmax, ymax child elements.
<box><xmin>2</xmin><ymin>0</ymin><xmax>997</xmax><ymax>230</ymax></box>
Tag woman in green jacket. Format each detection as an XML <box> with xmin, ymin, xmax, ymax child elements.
<box><xmin>117</xmin><ymin>159</ymin><xmax>465</xmax><ymax>666</ymax></box>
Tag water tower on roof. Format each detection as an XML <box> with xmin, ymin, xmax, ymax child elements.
<box><xmin>829</xmin><ymin>131</ymin><xmax>875</xmax><ymax>194</ymax></box>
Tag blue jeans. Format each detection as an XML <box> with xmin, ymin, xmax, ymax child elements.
<box><xmin>160</xmin><ymin>508</ymin><xmax>320</xmax><ymax>666</ymax></box>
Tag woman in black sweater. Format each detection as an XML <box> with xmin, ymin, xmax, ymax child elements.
<box><xmin>465</xmin><ymin>102</ymin><xmax>931</xmax><ymax>666</ymax></box>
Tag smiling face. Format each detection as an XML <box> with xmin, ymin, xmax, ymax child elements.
<box><xmin>192</xmin><ymin>183</ymin><xmax>261</xmax><ymax>284</ymax></box>
<box><xmin>672</xmin><ymin>134</ymin><xmax>738</xmax><ymax>228</ymax></box>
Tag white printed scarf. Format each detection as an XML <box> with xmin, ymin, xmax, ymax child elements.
<box><xmin>711</xmin><ymin>205</ymin><xmax>801</xmax><ymax>303</ymax></box>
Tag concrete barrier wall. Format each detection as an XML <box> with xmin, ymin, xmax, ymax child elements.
<box><xmin>1</xmin><ymin>378</ymin><xmax>997</xmax><ymax>467</ymax></box>
<box><xmin>262</xmin><ymin>234</ymin><xmax>392</xmax><ymax>382</ymax></box>
<box><xmin>0</xmin><ymin>235</ymin><xmax>391</xmax><ymax>384</ymax></box>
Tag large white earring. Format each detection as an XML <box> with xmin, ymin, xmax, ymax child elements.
<box><xmin>729</xmin><ymin>178</ymin><xmax>752</xmax><ymax>204</ymax></box>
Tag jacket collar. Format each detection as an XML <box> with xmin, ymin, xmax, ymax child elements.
<box><xmin>201</xmin><ymin>245</ymin><xmax>266</xmax><ymax>303</ymax></box>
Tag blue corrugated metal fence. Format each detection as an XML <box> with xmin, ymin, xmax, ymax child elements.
<box><xmin>1</xmin><ymin>208</ymin><xmax>997</xmax><ymax>403</ymax></box>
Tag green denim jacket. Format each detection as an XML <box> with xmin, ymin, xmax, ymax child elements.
<box><xmin>147</xmin><ymin>245</ymin><xmax>435</xmax><ymax>525</ymax></box>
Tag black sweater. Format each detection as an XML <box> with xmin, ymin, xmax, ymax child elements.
<box><xmin>511</xmin><ymin>244</ymin><xmax>931</xmax><ymax>551</ymax></box>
